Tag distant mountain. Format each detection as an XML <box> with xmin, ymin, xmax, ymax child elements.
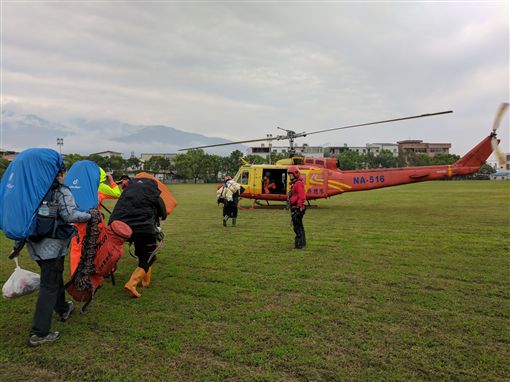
<box><xmin>1</xmin><ymin>111</ymin><xmax>246</xmax><ymax>156</ymax></box>
<box><xmin>68</xmin><ymin>118</ymin><xmax>142</xmax><ymax>137</ymax></box>
<box><xmin>115</xmin><ymin>125</ymin><xmax>247</xmax><ymax>155</ymax></box>
<box><xmin>1</xmin><ymin>110</ymin><xmax>74</xmax><ymax>150</ymax></box>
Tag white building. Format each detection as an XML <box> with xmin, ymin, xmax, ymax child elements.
<box><xmin>502</xmin><ymin>153</ymin><xmax>510</xmax><ymax>172</ymax></box>
<box><xmin>249</xmin><ymin>142</ymin><xmax>400</xmax><ymax>158</ymax></box>
<box><xmin>301</xmin><ymin>144</ymin><xmax>325</xmax><ymax>158</ymax></box>
<box><xmin>139</xmin><ymin>153</ymin><xmax>177</xmax><ymax>162</ymax></box>
<box><xmin>490</xmin><ymin>152</ymin><xmax>510</xmax><ymax>180</ymax></box>
<box><xmin>349</xmin><ymin>146</ymin><xmax>369</xmax><ymax>155</ymax></box>
<box><xmin>325</xmin><ymin>144</ymin><xmax>367</xmax><ymax>156</ymax></box>
<box><xmin>89</xmin><ymin>150</ymin><xmax>123</xmax><ymax>158</ymax></box>
<box><xmin>247</xmin><ymin>144</ymin><xmax>324</xmax><ymax>158</ymax></box>
<box><xmin>366</xmin><ymin>143</ymin><xmax>399</xmax><ymax>156</ymax></box>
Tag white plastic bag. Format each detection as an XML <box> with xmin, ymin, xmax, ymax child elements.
<box><xmin>2</xmin><ymin>258</ymin><xmax>40</xmax><ymax>299</ymax></box>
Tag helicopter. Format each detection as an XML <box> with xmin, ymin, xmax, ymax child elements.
<box><xmin>180</xmin><ymin>104</ymin><xmax>508</xmax><ymax>206</ymax></box>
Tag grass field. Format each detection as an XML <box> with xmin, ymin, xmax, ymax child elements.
<box><xmin>0</xmin><ymin>181</ymin><xmax>509</xmax><ymax>381</ymax></box>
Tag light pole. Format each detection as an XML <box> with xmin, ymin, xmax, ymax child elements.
<box><xmin>267</xmin><ymin>134</ymin><xmax>272</xmax><ymax>164</ymax></box>
<box><xmin>57</xmin><ymin>138</ymin><xmax>64</xmax><ymax>155</ymax></box>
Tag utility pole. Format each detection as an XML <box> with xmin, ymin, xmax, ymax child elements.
<box><xmin>57</xmin><ymin>138</ymin><xmax>64</xmax><ymax>154</ymax></box>
<box><xmin>267</xmin><ymin>134</ymin><xmax>272</xmax><ymax>164</ymax></box>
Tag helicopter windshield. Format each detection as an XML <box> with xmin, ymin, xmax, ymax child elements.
<box><xmin>236</xmin><ymin>170</ymin><xmax>249</xmax><ymax>186</ymax></box>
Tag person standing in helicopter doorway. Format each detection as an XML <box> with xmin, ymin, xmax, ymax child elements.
<box><xmin>217</xmin><ymin>176</ymin><xmax>244</xmax><ymax>227</ymax></box>
<box><xmin>287</xmin><ymin>166</ymin><xmax>307</xmax><ymax>249</ymax></box>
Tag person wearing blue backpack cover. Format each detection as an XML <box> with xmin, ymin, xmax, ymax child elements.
<box><xmin>0</xmin><ymin>149</ymin><xmax>92</xmax><ymax>346</ymax></box>
<box><xmin>25</xmin><ymin>162</ymin><xmax>92</xmax><ymax>346</ymax></box>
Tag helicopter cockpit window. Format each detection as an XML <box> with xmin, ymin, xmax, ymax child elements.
<box><xmin>239</xmin><ymin>171</ymin><xmax>249</xmax><ymax>185</ymax></box>
<box><xmin>262</xmin><ymin>169</ymin><xmax>287</xmax><ymax>194</ymax></box>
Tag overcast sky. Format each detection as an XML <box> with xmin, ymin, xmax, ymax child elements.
<box><xmin>1</xmin><ymin>1</ymin><xmax>509</xmax><ymax>155</ymax></box>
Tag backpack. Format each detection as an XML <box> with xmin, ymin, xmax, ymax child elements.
<box><xmin>28</xmin><ymin>185</ymin><xmax>76</xmax><ymax>242</ymax></box>
<box><xmin>64</xmin><ymin>160</ymin><xmax>100</xmax><ymax>212</ymax></box>
<box><xmin>66</xmin><ymin>220</ymin><xmax>132</xmax><ymax>311</ymax></box>
<box><xmin>135</xmin><ymin>172</ymin><xmax>177</xmax><ymax>215</ymax></box>
<box><xmin>94</xmin><ymin>221</ymin><xmax>132</xmax><ymax>277</ymax></box>
<box><xmin>0</xmin><ymin>148</ymin><xmax>63</xmax><ymax>241</ymax></box>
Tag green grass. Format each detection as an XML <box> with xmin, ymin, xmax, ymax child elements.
<box><xmin>0</xmin><ymin>181</ymin><xmax>509</xmax><ymax>381</ymax></box>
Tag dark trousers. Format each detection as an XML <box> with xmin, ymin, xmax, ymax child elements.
<box><xmin>133</xmin><ymin>234</ymin><xmax>158</xmax><ymax>272</ymax></box>
<box><xmin>223</xmin><ymin>202</ymin><xmax>238</xmax><ymax>219</ymax></box>
<box><xmin>32</xmin><ymin>256</ymin><xmax>67</xmax><ymax>336</ymax></box>
<box><xmin>291</xmin><ymin>208</ymin><xmax>306</xmax><ymax>248</ymax></box>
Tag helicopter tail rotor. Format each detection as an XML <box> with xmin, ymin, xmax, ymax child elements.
<box><xmin>491</xmin><ymin>102</ymin><xmax>509</xmax><ymax>165</ymax></box>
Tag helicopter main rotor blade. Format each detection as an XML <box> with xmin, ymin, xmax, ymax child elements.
<box><xmin>179</xmin><ymin>110</ymin><xmax>453</xmax><ymax>151</ymax></box>
<box><xmin>302</xmin><ymin>110</ymin><xmax>453</xmax><ymax>137</ymax></box>
<box><xmin>178</xmin><ymin>135</ymin><xmax>284</xmax><ymax>151</ymax></box>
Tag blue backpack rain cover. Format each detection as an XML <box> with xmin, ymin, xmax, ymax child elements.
<box><xmin>64</xmin><ymin>160</ymin><xmax>100</xmax><ymax>212</ymax></box>
<box><xmin>0</xmin><ymin>148</ymin><xmax>63</xmax><ymax>240</ymax></box>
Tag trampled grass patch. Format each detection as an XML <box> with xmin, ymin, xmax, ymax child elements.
<box><xmin>0</xmin><ymin>181</ymin><xmax>509</xmax><ymax>381</ymax></box>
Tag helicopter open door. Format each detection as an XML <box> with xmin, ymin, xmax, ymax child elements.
<box><xmin>261</xmin><ymin>169</ymin><xmax>287</xmax><ymax>195</ymax></box>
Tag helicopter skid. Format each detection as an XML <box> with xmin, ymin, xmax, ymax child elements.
<box><xmin>238</xmin><ymin>199</ymin><xmax>318</xmax><ymax>210</ymax></box>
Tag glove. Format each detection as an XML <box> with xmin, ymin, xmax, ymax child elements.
<box><xmin>9</xmin><ymin>241</ymin><xmax>26</xmax><ymax>259</ymax></box>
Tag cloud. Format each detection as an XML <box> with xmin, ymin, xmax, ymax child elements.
<box><xmin>2</xmin><ymin>2</ymin><xmax>508</xmax><ymax>155</ymax></box>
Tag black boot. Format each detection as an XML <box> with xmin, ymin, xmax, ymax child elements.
<box><xmin>223</xmin><ymin>215</ymin><xmax>228</xmax><ymax>227</ymax></box>
<box><xmin>232</xmin><ymin>218</ymin><xmax>237</xmax><ymax>227</ymax></box>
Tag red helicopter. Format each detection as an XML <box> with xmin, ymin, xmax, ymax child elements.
<box><xmin>181</xmin><ymin>104</ymin><xmax>508</xmax><ymax>205</ymax></box>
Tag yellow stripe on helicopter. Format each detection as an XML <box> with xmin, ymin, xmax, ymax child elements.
<box><xmin>328</xmin><ymin>183</ymin><xmax>345</xmax><ymax>192</ymax></box>
<box><xmin>310</xmin><ymin>178</ymin><xmax>324</xmax><ymax>186</ymax></box>
<box><xmin>329</xmin><ymin>180</ymin><xmax>352</xmax><ymax>189</ymax></box>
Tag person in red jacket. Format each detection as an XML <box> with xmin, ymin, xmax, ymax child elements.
<box><xmin>287</xmin><ymin>166</ymin><xmax>307</xmax><ymax>249</ymax></box>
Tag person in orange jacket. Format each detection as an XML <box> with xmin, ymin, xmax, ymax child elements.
<box><xmin>263</xmin><ymin>173</ymin><xmax>276</xmax><ymax>194</ymax></box>
<box><xmin>69</xmin><ymin>167</ymin><xmax>121</xmax><ymax>275</ymax></box>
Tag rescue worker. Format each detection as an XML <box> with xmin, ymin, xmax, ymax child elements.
<box><xmin>108</xmin><ymin>178</ymin><xmax>167</xmax><ymax>298</ymax></box>
<box><xmin>98</xmin><ymin>167</ymin><xmax>122</xmax><ymax>204</ymax></box>
<box><xmin>263</xmin><ymin>173</ymin><xmax>276</xmax><ymax>194</ymax></box>
<box><xmin>27</xmin><ymin>164</ymin><xmax>92</xmax><ymax>346</ymax></box>
<box><xmin>217</xmin><ymin>175</ymin><xmax>243</xmax><ymax>227</ymax></box>
<box><xmin>69</xmin><ymin>167</ymin><xmax>121</xmax><ymax>275</ymax></box>
<box><xmin>287</xmin><ymin>166</ymin><xmax>307</xmax><ymax>249</ymax></box>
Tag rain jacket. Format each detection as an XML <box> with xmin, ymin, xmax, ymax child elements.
<box><xmin>27</xmin><ymin>183</ymin><xmax>91</xmax><ymax>261</ymax></box>
<box><xmin>98</xmin><ymin>167</ymin><xmax>121</xmax><ymax>204</ymax></box>
<box><xmin>109</xmin><ymin>179</ymin><xmax>166</xmax><ymax>237</ymax></box>
<box><xmin>289</xmin><ymin>179</ymin><xmax>306</xmax><ymax>209</ymax></box>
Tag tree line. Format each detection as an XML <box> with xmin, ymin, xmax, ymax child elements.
<box><xmin>334</xmin><ymin>149</ymin><xmax>461</xmax><ymax>170</ymax></box>
<box><xmin>334</xmin><ymin>149</ymin><xmax>495</xmax><ymax>178</ymax></box>
<box><xmin>60</xmin><ymin>150</ymin><xmax>292</xmax><ymax>183</ymax></box>
<box><xmin>0</xmin><ymin>149</ymin><xmax>496</xmax><ymax>182</ymax></box>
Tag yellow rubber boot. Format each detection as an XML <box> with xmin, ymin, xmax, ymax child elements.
<box><xmin>142</xmin><ymin>267</ymin><xmax>152</xmax><ymax>288</ymax></box>
<box><xmin>124</xmin><ymin>267</ymin><xmax>146</xmax><ymax>298</ymax></box>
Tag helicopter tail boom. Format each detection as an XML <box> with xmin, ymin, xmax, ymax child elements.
<box><xmin>453</xmin><ymin>134</ymin><xmax>495</xmax><ymax>170</ymax></box>
<box><xmin>326</xmin><ymin>133</ymin><xmax>496</xmax><ymax>193</ymax></box>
